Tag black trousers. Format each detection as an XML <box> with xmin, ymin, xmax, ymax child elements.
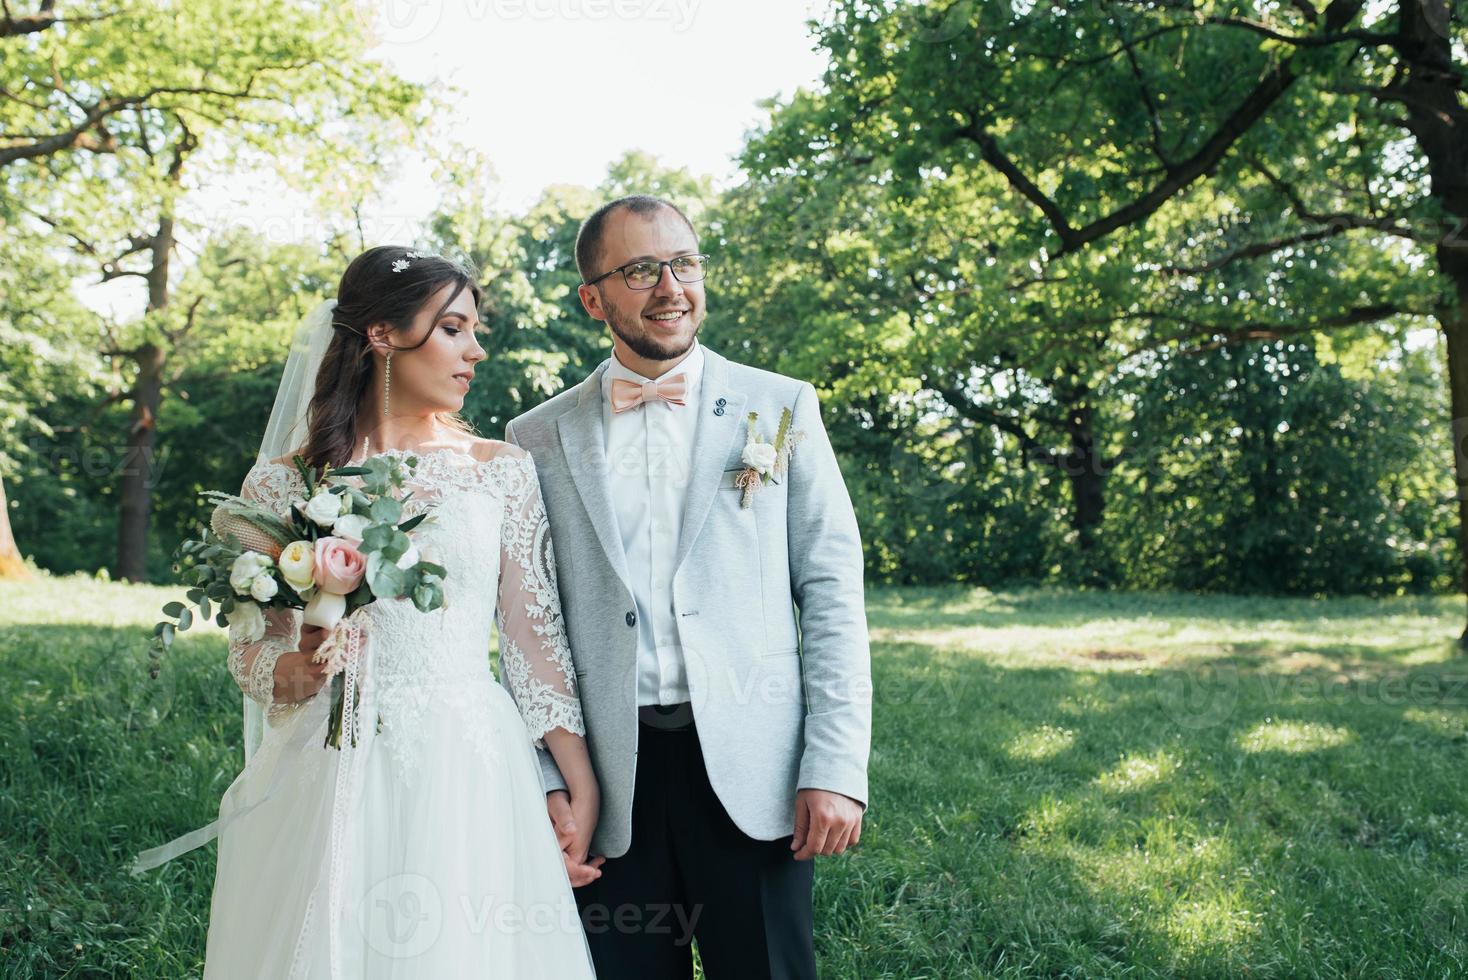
<box><xmin>573</xmin><ymin>721</ymin><xmax>818</xmax><ymax>980</ymax></box>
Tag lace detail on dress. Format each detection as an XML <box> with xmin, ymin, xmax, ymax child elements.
<box><xmin>228</xmin><ymin>634</ymin><xmax>292</xmax><ymax>706</ymax></box>
<box><xmin>494</xmin><ymin>452</ymin><xmax>585</xmax><ymax>749</ymax></box>
<box><xmin>227</xmin><ymin>465</ymin><xmax>308</xmax><ymax>721</ymax></box>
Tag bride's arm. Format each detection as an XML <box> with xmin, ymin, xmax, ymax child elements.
<box><xmin>227</xmin><ymin>609</ymin><xmax>331</xmax><ymax>708</ymax></box>
<box><xmin>493</xmin><ymin>449</ymin><xmax>596</xmax><ymax>803</ymax></box>
<box><xmin>226</xmin><ymin>464</ymin><xmax>330</xmax><ymax>711</ymax></box>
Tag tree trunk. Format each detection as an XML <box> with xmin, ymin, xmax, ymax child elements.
<box><xmin>0</xmin><ymin>477</ymin><xmax>28</xmax><ymax>579</ymax></box>
<box><xmin>114</xmin><ymin>214</ymin><xmax>173</xmax><ymax>581</ymax></box>
<box><xmin>1442</xmin><ymin>310</ymin><xmax>1468</xmax><ymax>648</ymax></box>
<box><xmin>1064</xmin><ymin>400</ymin><xmax>1106</xmax><ymax>551</ymax></box>
<box><xmin>1392</xmin><ymin>0</ymin><xmax>1468</xmax><ymax>646</ymax></box>
<box><xmin>116</xmin><ymin>342</ymin><xmax>164</xmax><ymax>582</ymax></box>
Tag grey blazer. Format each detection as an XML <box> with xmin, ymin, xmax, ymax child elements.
<box><xmin>505</xmin><ymin>344</ymin><xmax>871</xmax><ymax>859</ymax></box>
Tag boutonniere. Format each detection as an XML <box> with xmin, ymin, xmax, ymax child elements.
<box><xmin>735</xmin><ymin>407</ymin><xmax>806</xmax><ymax>508</ymax></box>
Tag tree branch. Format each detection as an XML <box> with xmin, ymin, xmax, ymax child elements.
<box><xmin>1161</xmin><ymin>226</ymin><xmax>1346</xmax><ymax>275</ymax></box>
<box><xmin>955</xmin><ymin>0</ymin><xmax>1366</xmax><ymax>257</ymax></box>
<box><xmin>1138</xmin><ymin>302</ymin><xmax>1413</xmax><ymax>357</ymax></box>
<box><xmin>935</xmin><ymin>385</ymin><xmax>1061</xmax><ymax>467</ymax></box>
<box><xmin>1204</xmin><ymin>15</ymin><xmax>1395</xmax><ymax>48</ymax></box>
<box><xmin>1248</xmin><ymin>156</ymin><xmax>1443</xmax><ymax>244</ymax></box>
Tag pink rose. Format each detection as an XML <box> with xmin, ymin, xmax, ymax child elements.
<box><xmin>313</xmin><ymin>536</ymin><xmax>366</xmax><ymax>595</ymax></box>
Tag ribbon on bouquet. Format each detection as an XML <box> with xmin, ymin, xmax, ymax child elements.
<box><xmin>325</xmin><ymin>619</ymin><xmax>367</xmax><ymax>980</ymax></box>
<box><xmin>129</xmin><ymin>619</ymin><xmax>373</xmax><ymax>885</ymax></box>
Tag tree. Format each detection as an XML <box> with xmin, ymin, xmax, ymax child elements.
<box><xmin>4</xmin><ymin>0</ymin><xmax>425</xmax><ymax>580</ymax></box>
<box><xmin>734</xmin><ymin>0</ymin><xmax>1461</xmax><ymax>609</ymax></box>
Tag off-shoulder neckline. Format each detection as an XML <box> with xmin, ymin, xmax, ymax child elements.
<box><xmin>254</xmin><ymin>445</ymin><xmax>529</xmax><ymax>475</ymax></box>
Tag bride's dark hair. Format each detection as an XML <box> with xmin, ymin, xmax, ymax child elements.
<box><xmin>301</xmin><ymin>245</ymin><xmax>484</xmax><ymax>469</ymax></box>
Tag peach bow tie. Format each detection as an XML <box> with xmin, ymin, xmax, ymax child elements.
<box><xmin>609</xmin><ymin>374</ymin><xmax>689</xmax><ymax>413</ymax></box>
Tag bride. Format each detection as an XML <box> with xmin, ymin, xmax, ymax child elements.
<box><xmin>135</xmin><ymin>245</ymin><xmax>600</xmax><ymax>977</ymax></box>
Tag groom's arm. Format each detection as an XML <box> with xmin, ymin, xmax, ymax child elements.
<box><xmin>785</xmin><ymin>381</ymin><xmax>872</xmax><ymax>810</ymax></box>
<box><xmin>504</xmin><ymin>418</ymin><xmax>570</xmax><ymax>797</ymax></box>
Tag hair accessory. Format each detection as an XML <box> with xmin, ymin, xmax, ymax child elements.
<box><xmin>391</xmin><ymin>250</ymin><xmax>427</xmax><ymax>273</ymax></box>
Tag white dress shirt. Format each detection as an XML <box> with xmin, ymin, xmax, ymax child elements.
<box><xmin>600</xmin><ymin>340</ymin><xmax>706</xmax><ymax>706</ymax></box>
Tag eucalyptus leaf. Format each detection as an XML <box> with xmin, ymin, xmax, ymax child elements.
<box><xmin>370</xmin><ymin>496</ymin><xmax>402</xmax><ymax>524</ymax></box>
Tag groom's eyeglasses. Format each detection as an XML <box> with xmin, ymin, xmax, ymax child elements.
<box><xmin>584</xmin><ymin>253</ymin><xmax>709</xmax><ymax>290</ymax></box>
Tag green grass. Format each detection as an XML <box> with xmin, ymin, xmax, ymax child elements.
<box><xmin>2</xmin><ymin>575</ymin><xmax>1467</xmax><ymax>977</ymax></box>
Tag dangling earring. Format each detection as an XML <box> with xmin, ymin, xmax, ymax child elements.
<box><xmin>383</xmin><ymin>352</ymin><xmax>392</xmax><ymax>417</ymax></box>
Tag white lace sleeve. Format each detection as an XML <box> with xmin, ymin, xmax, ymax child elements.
<box><xmin>494</xmin><ymin>451</ymin><xmax>585</xmax><ymax>749</ymax></box>
<box><xmin>225</xmin><ymin>462</ymin><xmax>302</xmax><ymax>713</ymax></box>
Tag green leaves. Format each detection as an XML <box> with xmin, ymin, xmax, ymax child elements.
<box><xmin>369</xmin><ymin>496</ymin><xmax>402</xmax><ymax>525</ymax></box>
<box><xmin>365</xmin><ymin>552</ymin><xmax>406</xmax><ymax>599</ymax></box>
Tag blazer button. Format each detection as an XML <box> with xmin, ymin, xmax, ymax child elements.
<box><xmin>626</xmin><ymin>610</ymin><xmax>637</xmax><ymax>627</ymax></box>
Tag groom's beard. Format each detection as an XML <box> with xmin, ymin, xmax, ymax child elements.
<box><xmin>601</xmin><ymin>291</ymin><xmax>704</xmax><ymax>363</ymax></box>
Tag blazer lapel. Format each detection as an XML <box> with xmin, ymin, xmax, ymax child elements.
<box><xmin>557</xmin><ymin>362</ymin><xmax>634</xmax><ymax>592</ymax></box>
<box><xmin>675</xmin><ymin>346</ymin><xmax>747</xmax><ymax>572</ymax></box>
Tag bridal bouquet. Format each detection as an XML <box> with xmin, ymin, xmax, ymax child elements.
<box><xmin>149</xmin><ymin>453</ymin><xmax>447</xmax><ymax>747</ymax></box>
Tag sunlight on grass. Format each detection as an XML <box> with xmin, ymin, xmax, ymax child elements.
<box><xmin>1236</xmin><ymin>719</ymin><xmax>1355</xmax><ymax>754</ymax></box>
<box><xmin>1</xmin><ymin>573</ymin><xmax>204</xmax><ymax>631</ymax></box>
<box><xmin>1093</xmin><ymin>749</ymin><xmax>1179</xmax><ymax>793</ymax></box>
<box><xmin>1163</xmin><ymin>893</ymin><xmax>1264</xmax><ymax>955</ymax></box>
<box><xmin>1003</xmin><ymin>723</ymin><xmax>1076</xmax><ymax>760</ymax></box>
<box><xmin>867</xmin><ymin>586</ymin><xmax>1461</xmax><ymax>673</ymax></box>
<box><xmin>1402</xmin><ymin>707</ymin><xmax>1468</xmax><ymax>738</ymax></box>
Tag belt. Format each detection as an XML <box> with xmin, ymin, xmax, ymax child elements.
<box><xmin>638</xmin><ymin>701</ymin><xmax>694</xmax><ymax>731</ymax></box>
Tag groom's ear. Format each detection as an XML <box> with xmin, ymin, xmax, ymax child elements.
<box><xmin>577</xmin><ymin>283</ymin><xmax>608</xmax><ymax>323</ymax></box>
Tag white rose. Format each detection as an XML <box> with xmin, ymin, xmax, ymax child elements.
<box><xmin>250</xmin><ymin>573</ymin><xmax>279</xmax><ymax>602</ymax></box>
<box><xmin>226</xmin><ymin>601</ymin><xmax>266</xmax><ymax>644</ymax></box>
<box><xmin>395</xmin><ymin>541</ymin><xmax>421</xmax><ymax>570</ymax></box>
<box><xmin>277</xmin><ymin>540</ymin><xmax>316</xmax><ymax>592</ymax></box>
<box><xmin>229</xmin><ymin>552</ymin><xmax>270</xmax><ymax>595</ymax></box>
<box><xmin>332</xmin><ymin>513</ymin><xmax>370</xmax><ymax>543</ymax></box>
<box><xmin>741</xmin><ymin>441</ymin><xmax>778</xmax><ymax>476</ymax></box>
<box><xmin>304</xmin><ymin>489</ymin><xmax>342</xmax><ymax>527</ymax></box>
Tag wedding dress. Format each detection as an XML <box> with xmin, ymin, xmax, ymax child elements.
<box><xmin>200</xmin><ymin>445</ymin><xmax>596</xmax><ymax>978</ymax></box>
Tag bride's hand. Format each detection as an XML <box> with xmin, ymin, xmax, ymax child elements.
<box><xmin>271</xmin><ymin>625</ymin><xmax>332</xmax><ymax>703</ymax></box>
<box><xmin>547</xmin><ymin>789</ymin><xmax>605</xmax><ymax>887</ymax></box>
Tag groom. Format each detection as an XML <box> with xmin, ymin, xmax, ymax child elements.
<box><xmin>505</xmin><ymin>195</ymin><xmax>871</xmax><ymax>979</ymax></box>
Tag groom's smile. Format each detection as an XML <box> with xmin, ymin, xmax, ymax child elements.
<box><xmin>576</xmin><ymin>202</ymin><xmax>707</xmax><ymax>375</ymax></box>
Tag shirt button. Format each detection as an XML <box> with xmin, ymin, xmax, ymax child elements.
<box><xmin>626</xmin><ymin>610</ymin><xmax>637</xmax><ymax>627</ymax></box>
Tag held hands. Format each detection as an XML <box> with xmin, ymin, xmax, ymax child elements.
<box><xmin>547</xmin><ymin>789</ymin><xmax>606</xmax><ymax>887</ymax></box>
<box><xmin>271</xmin><ymin>624</ymin><xmax>332</xmax><ymax>703</ymax></box>
<box><xmin>791</xmin><ymin>788</ymin><xmax>864</xmax><ymax>861</ymax></box>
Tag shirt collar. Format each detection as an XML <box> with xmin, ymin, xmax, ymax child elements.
<box><xmin>601</xmin><ymin>338</ymin><xmax>705</xmax><ymax>397</ymax></box>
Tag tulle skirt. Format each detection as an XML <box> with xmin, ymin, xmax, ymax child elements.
<box><xmin>200</xmin><ymin>673</ymin><xmax>596</xmax><ymax>979</ymax></box>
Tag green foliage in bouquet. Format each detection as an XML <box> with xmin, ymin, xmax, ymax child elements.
<box><xmin>147</xmin><ymin>454</ymin><xmax>448</xmax><ymax>679</ymax></box>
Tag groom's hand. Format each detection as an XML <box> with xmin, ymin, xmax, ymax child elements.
<box><xmin>547</xmin><ymin>790</ymin><xmax>605</xmax><ymax>886</ymax></box>
<box><xmin>791</xmin><ymin>788</ymin><xmax>863</xmax><ymax>861</ymax></box>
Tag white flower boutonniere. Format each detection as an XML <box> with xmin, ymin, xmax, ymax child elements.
<box><xmin>735</xmin><ymin>406</ymin><xmax>806</xmax><ymax>508</ymax></box>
